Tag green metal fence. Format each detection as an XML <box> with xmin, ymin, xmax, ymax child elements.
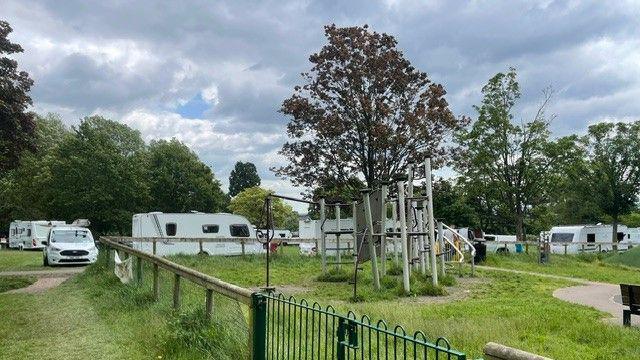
<box><xmin>253</xmin><ymin>293</ymin><xmax>467</xmax><ymax>360</ymax></box>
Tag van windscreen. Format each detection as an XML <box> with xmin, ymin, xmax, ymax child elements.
<box><xmin>51</xmin><ymin>230</ymin><xmax>93</xmax><ymax>243</ymax></box>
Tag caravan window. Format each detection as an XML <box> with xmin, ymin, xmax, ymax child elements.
<box><xmin>230</xmin><ymin>224</ymin><xmax>250</xmax><ymax>237</ymax></box>
<box><xmin>26</xmin><ymin>229</ymin><xmax>31</xmax><ymax>237</ymax></box>
<box><xmin>166</xmin><ymin>223</ymin><xmax>177</xmax><ymax>236</ymax></box>
<box><xmin>551</xmin><ymin>233</ymin><xmax>573</xmax><ymax>243</ymax></box>
<box><xmin>202</xmin><ymin>225</ymin><xmax>219</xmax><ymax>234</ymax></box>
<box><xmin>10</xmin><ymin>229</ymin><xmax>15</xmax><ymax>236</ymax></box>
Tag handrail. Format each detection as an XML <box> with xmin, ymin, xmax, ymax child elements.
<box><xmin>442</xmin><ymin>234</ymin><xmax>464</xmax><ymax>263</ymax></box>
<box><xmin>441</xmin><ymin>223</ymin><xmax>476</xmax><ymax>258</ymax></box>
<box><xmin>100</xmin><ymin>236</ymin><xmax>253</xmax><ymax>305</ymax></box>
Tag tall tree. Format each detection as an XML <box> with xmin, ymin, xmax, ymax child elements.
<box><xmin>0</xmin><ymin>21</ymin><xmax>36</xmax><ymax>174</ymax></box>
<box><xmin>228</xmin><ymin>186</ymin><xmax>298</xmax><ymax>230</ymax></box>
<box><xmin>276</xmin><ymin>24</ymin><xmax>466</xmax><ymax>190</ymax></box>
<box><xmin>228</xmin><ymin>161</ymin><xmax>261</xmax><ymax>197</ymax></box>
<box><xmin>148</xmin><ymin>139</ymin><xmax>228</xmax><ymax>213</ymax></box>
<box><xmin>48</xmin><ymin>116</ymin><xmax>149</xmax><ymax>235</ymax></box>
<box><xmin>585</xmin><ymin>121</ymin><xmax>640</xmax><ymax>244</ymax></box>
<box><xmin>455</xmin><ymin>68</ymin><xmax>555</xmax><ymax>241</ymax></box>
<box><xmin>0</xmin><ymin>114</ymin><xmax>68</xmax><ymax>229</ymax></box>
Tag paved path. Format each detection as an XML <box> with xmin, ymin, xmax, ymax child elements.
<box><xmin>1</xmin><ymin>267</ymin><xmax>86</xmax><ymax>294</ymax></box>
<box><xmin>0</xmin><ymin>267</ymin><xmax>85</xmax><ymax>278</ymax></box>
<box><xmin>478</xmin><ymin>265</ymin><xmax>636</xmax><ymax>326</ymax></box>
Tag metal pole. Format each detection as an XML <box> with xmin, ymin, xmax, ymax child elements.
<box><xmin>362</xmin><ymin>189</ymin><xmax>381</xmax><ymax>290</ymax></box>
<box><xmin>380</xmin><ymin>182</ymin><xmax>388</xmax><ymax>276</ymax></box>
<box><xmin>425</xmin><ymin>158</ymin><xmax>438</xmax><ymax>285</ymax></box>
<box><xmin>397</xmin><ymin>180</ymin><xmax>411</xmax><ymax>293</ymax></box>
<box><xmin>265</xmin><ymin>197</ymin><xmax>271</xmax><ymax>288</ymax></box>
<box><xmin>320</xmin><ymin>198</ymin><xmax>327</xmax><ymax>275</ymax></box>
<box><xmin>335</xmin><ymin>204</ymin><xmax>341</xmax><ymax>270</ymax></box>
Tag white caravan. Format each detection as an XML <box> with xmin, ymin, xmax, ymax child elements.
<box><xmin>548</xmin><ymin>224</ymin><xmax>630</xmax><ymax>254</ymax></box>
<box><xmin>131</xmin><ymin>212</ymin><xmax>264</xmax><ymax>256</ymax></box>
<box><xmin>8</xmin><ymin>220</ymin><xmax>66</xmax><ymax>250</ymax></box>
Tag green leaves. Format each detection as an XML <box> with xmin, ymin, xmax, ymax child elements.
<box><xmin>228</xmin><ymin>187</ymin><xmax>298</xmax><ymax>231</ymax></box>
<box><xmin>228</xmin><ymin>162</ymin><xmax>260</xmax><ymax>197</ymax></box>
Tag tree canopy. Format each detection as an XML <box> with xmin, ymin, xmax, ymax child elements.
<box><xmin>148</xmin><ymin>139</ymin><xmax>228</xmax><ymax>213</ymax></box>
<box><xmin>0</xmin><ymin>20</ymin><xmax>36</xmax><ymax>174</ymax></box>
<box><xmin>228</xmin><ymin>186</ymin><xmax>298</xmax><ymax>231</ymax></box>
<box><xmin>276</xmin><ymin>24</ymin><xmax>466</xmax><ymax>190</ymax></box>
<box><xmin>228</xmin><ymin>161</ymin><xmax>261</xmax><ymax>197</ymax></box>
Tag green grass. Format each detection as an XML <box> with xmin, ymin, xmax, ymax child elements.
<box><xmin>0</xmin><ymin>276</ymin><xmax>36</xmax><ymax>293</ymax></box>
<box><xmin>603</xmin><ymin>246</ymin><xmax>640</xmax><ymax>270</ymax></box>
<box><xmin>0</xmin><ymin>249</ymin><xmax>45</xmax><ymax>271</ymax></box>
<box><xmin>482</xmin><ymin>251</ymin><xmax>640</xmax><ymax>284</ymax></box>
<box><xmin>1</xmin><ymin>246</ymin><xmax>640</xmax><ymax>359</ymax></box>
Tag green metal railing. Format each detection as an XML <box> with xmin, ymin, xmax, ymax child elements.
<box><xmin>254</xmin><ymin>293</ymin><xmax>467</xmax><ymax>360</ymax></box>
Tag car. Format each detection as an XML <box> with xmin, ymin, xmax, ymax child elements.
<box><xmin>42</xmin><ymin>226</ymin><xmax>99</xmax><ymax>266</ymax></box>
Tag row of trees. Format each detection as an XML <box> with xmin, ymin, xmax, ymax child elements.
<box><xmin>276</xmin><ymin>25</ymin><xmax>640</xmax><ymax>241</ymax></box>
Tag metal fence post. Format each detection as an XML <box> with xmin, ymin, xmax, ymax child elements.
<box><xmin>337</xmin><ymin>318</ymin><xmax>347</xmax><ymax>360</ymax></box>
<box><xmin>250</xmin><ymin>293</ymin><xmax>267</xmax><ymax>360</ymax></box>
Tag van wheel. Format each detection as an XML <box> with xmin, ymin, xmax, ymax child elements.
<box><xmin>198</xmin><ymin>251</ymin><xmax>209</xmax><ymax>256</ymax></box>
<box><xmin>43</xmin><ymin>255</ymin><xmax>49</xmax><ymax>267</ymax></box>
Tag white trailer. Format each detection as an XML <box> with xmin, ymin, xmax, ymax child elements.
<box><xmin>548</xmin><ymin>224</ymin><xmax>629</xmax><ymax>254</ymax></box>
<box><xmin>131</xmin><ymin>212</ymin><xmax>264</xmax><ymax>256</ymax></box>
<box><xmin>8</xmin><ymin>220</ymin><xmax>66</xmax><ymax>250</ymax></box>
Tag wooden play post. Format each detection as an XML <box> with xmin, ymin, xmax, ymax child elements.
<box><xmin>396</xmin><ymin>178</ymin><xmax>411</xmax><ymax>293</ymax></box>
<box><xmin>352</xmin><ymin>200</ymin><xmax>358</xmax><ymax>259</ymax></box>
<box><xmin>407</xmin><ymin>164</ymin><xmax>416</xmax><ymax>270</ymax></box>
<box><xmin>379</xmin><ymin>181</ymin><xmax>388</xmax><ymax>276</ymax></box>
<box><xmin>362</xmin><ymin>189</ymin><xmax>381</xmax><ymax>290</ymax></box>
<box><xmin>391</xmin><ymin>201</ymin><xmax>399</xmax><ymax>264</ymax></box>
<box><xmin>320</xmin><ymin>198</ymin><xmax>327</xmax><ymax>275</ymax></box>
<box><xmin>425</xmin><ymin>158</ymin><xmax>438</xmax><ymax>286</ymax></box>
<box><xmin>335</xmin><ymin>204</ymin><xmax>341</xmax><ymax>270</ymax></box>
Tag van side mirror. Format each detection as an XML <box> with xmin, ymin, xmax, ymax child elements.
<box><xmin>41</xmin><ymin>241</ymin><xmax>48</xmax><ymax>246</ymax></box>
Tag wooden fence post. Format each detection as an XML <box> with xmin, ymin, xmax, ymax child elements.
<box><xmin>152</xmin><ymin>240</ymin><xmax>157</xmax><ymax>255</ymax></box>
<box><xmin>136</xmin><ymin>256</ymin><xmax>143</xmax><ymax>284</ymax></box>
<box><xmin>153</xmin><ymin>263</ymin><xmax>159</xmax><ymax>301</ymax></box>
<box><xmin>241</xmin><ymin>241</ymin><xmax>245</xmax><ymax>256</ymax></box>
<box><xmin>173</xmin><ymin>274</ymin><xmax>181</xmax><ymax>310</ymax></box>
<box><xmin>205</xmin><ymin>289</ymin><xmax>214</xmax><ymax>322</ymax></box>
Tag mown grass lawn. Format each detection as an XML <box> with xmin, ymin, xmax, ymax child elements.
<box><xmin>1</xmin><ymin>247</ymin><xmax>639</xmax><ymax>359</ymax></box>
<box><xmin>0</xmin><ymin>249</ymin><xmax>46</xmax><ymax>271</ymax></box>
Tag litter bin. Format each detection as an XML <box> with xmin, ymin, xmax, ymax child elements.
<box><xmin>473</xmin><ymin>241</ymin><xmax>487</xmax><ymax>263</ymax></box>
<box><xmin>515</xmin><ymin>243</ymin><xmax>523</xmax><ymax>253</ymax></box>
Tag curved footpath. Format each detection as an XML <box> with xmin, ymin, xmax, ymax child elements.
<box><xmin>477</xmin><ymin>265</ymin><xmax>638</xmax><ymax>326</ymax></box>
<box><xmin>0</xmin><ymin>267</ymin><xmax>85</xmax><ymax>294</ymax></box>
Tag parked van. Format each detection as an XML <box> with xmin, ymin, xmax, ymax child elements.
<box><xmin>42</xmin><ymin>226</ymin><xmax>98</xmax><ymax>266</ymax></box>
<box><xmin>131</xmin><ymin>212</ymin><xmax>264</xmax><ymax>256</ymax></box>
<box><xmin>548</xmin><ymin>224</ymin><xmax>629</xmax><ymax>254</ymax></box>
<box><xmin>9</xmin><ymin>220</ymin><xmax>66</xmax><ymax>250</ymax></box>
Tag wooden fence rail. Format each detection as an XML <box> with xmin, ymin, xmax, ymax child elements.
<box><xmin>99</xmin><ymin>236</ymin><xmax>259</xmax><ymax>358</ymax></box>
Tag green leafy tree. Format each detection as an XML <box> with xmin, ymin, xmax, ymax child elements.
<box><xmin>621</xmin><ymin>212</ymin><xmax>640</xmax><ymax>228</ymax></box>
<box><xmin>48</xmin><ymin>116</ymin><xmax>149</xmax><ymax>235</ymax></box>
<box><xmin>228</xmin><ymin>186</ymin><xmax>298</xmax><ymax>230</ymax></box>
<box><xmin>455</xmin><ymin>68</ymin><xmax>555</xmax><ymax>240</ymax></box>
<box><xmin>228</xmin><ymin>161</ymin><xmax>260</xmax><ymax>197</ymax></box>
<box><xmin>276</xmin><ymin>24</ymin><xmax>466</xmax><ymax>190</ymax></box>
<box><xmin>0</xmin><ymin>114</ymin><xmax>68</xmax><ymax>229</ymax></box>
<box><xmin>584</xmin><ymin>121</ymin><xmax>640</xmax><ymax>244</ymax></box>
<box><xmin>432</xmin><ymin>179</ymin><xmax>478</xmax><ymax>228</ymax></box>
<box><xmin>0</xmin><ymin>21</ymin><xmax>36</xmax><ymax>174</ymax></box>
<box><xmin>148</xmin><ymin>139</ymin><xmax>228</xmax><ymax>213</ymax></box>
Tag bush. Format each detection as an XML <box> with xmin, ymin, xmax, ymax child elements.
<box><xmin>381</xmin><ymin>275</ymin><xmax>399</xmax><ymax>289</ymax></box>
<box><xmin>439</xmin><ymin>273</ymin><xmax>457</xmax><ymax>286</ymax></box>
<box><xmin>415</xmin><ymin>282</ymin><xmax>448</xmax><ymax>296</ymax></box>
<box><xmin>316</xmin><ymin>268</ymin><xmax>352</xmax><ymax>282</ymax></box>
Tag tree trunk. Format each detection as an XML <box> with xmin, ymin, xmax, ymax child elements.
<box><xmin>612</xmin><ymin>218</ymin><xmax>618</xmax><ymax>251</ymax></box>
<box><xmin>515</xmin><ymin>211</ymin><xmax>525</xmax><ymax>243</ymax></box>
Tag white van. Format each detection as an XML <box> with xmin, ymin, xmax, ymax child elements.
<box><xmin>131</xmin><ymin>212</ymin><xmax>264</xmax><ymax>256</ymax></box>
<box><xmin>42</xmin><ymin>226</ymin><xmax>98</xmax><ymax>266</ymax></box>
<box><xmin>9</xmin><ymin>220</ymin><xmax>66</xmax><ymax>250</ymax></box>
<box><xmin>548</xmin><ymin>224</ymin><xmax>629</xmax><ymax>254</ymax></box>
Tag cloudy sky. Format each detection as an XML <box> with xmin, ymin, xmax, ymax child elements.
<box><xmin>4</xmin><ymin>0</ymin><xmax>640</xmax><ymax>211</ymax></box>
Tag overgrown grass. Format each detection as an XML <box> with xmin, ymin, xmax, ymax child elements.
<box><xmin>0</xmin><ymin>276</ymin><xmax>36</xmax><ymax>292</ymax></box>
<box><xmin>603</xmin><ymin>246</ymin><xmax>640</xmax><ymax>269</ymax></box>
<box><xmin>2</xmin><ymin>247</ymin><xmax>640</xmax><ymax>359</ymax></box>
<box><xmin>0</xmin><ymin>249</ymin><xmax>45</xmax><ymax>271</ymax></box>
<box><xmin>483</xmin><ymin>251</ymin><xmax>640</xmax><ymax>284</ymax></box>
